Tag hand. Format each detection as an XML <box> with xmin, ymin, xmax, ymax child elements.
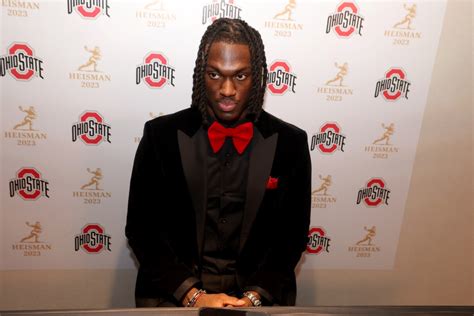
<box><xmin>194</xmin><ymin>293</ymin><xmax>246</xmax><ymax>308</ymax></box>
<box><xmin>239</xmin><ymin>296</ymin><xmax>254</xmax><ymax>307</ymax></box>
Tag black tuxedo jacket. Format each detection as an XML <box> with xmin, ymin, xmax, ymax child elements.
<box><xmin>126</xmin><ymin>107</ymin><xmax>311</xmax><ymax>306</ymax></box>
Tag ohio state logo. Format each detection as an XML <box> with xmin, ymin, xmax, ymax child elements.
<box><xmin>0</xmin><ymin>43</ymin><xmax>44</xmax><ymax>81</ymax></box>
<box><xmin>326</xmin><ymin>1</ymin><xmax>364</xmax><ymax>37</ymax></box>
<box><xmin>310</xmin><ymin>122</ymin><xmax>346</xmax><ymax>154</ymax></box>
<box><xmin>9</xmin><ymin>168</ymin><xmax>50</xmax><ymax>200</ymax></box>
<box><xmin>71</xmin><ymin>111</ymin><xmax>111</xmax><ymax>145</ymax></box>
<box><xmin>356</xmin><ymin>178</ymin><xmax>391</xmax><ymax>207</ymax></box>
<box><xmin>136</xmin><ymin>52</ymin><xmax>175</xmax><ymax>89</ymax></box>
<box><xmin>266</xmin><ymin>60</ymin><xmax>297</xmax><ymax>95</ymax></box>
<box><xmin>202</xmin><ymin>0</ymin><xmax>242</xmax><ymax>25</ymax></box>
<box><xmin>74</xmin><ymin>224</ymin><xmax>111</xmax><ymax>253</ymax></box>
<box><xmin>307</xmin><ymin>227</ymin><xmax>331</xmax><ymax>254</ymax></box>
<box><xmin>374</xmin><ymin>68</ymin><xmax>411</xmax><ymax>101</ymax></box>
<box><xmin>67</xmin><ymin>0</ymin><xmax>110</xmax><ymax>19</ymax></box>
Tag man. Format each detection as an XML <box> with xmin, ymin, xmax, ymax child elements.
<box><xmin>126</xmin><ymin>18</ymin><xmax>311</xmax><ymax>308</ymax></box>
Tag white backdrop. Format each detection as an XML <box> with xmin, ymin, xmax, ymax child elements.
<box><xmin>1</xmin><ymin>0</ymin><xmax>446</xmax><ymax>271</ymax></box>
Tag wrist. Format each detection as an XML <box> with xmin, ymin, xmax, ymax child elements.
<box><xmin>182</xmin><ymin>288</ymin><xmax>197</xmax><ymax>306</ymax></box>
<box><xmin>183</xmin><ymin>288</ymin><xmax>206</xmax><ymax>307</ymax></box>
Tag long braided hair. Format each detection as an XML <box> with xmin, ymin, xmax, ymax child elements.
<box><xmin>190</xmin><ymin>18</ymin><xmax>268</xmax><ymax>126</ymax></box>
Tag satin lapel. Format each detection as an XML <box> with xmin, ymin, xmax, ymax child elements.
<box><xmin>177</xmin><ymin>128</ymin><xmax>207</xmax><ymax>258</ymax></box>
<box><xmin>239</xmin><ymin>130</ymin><xmax>278</xmax><ymax>253</ymax></box>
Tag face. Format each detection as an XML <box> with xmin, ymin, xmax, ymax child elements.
<box><xmin>205</xmin><ymin>41</ymin><xmax>253</xmax><ymax>123</ymax></box>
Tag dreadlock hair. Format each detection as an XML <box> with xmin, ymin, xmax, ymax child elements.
<box><xmin>190</xmin><ymin>18</ymin><xmax>268</xmax><ymax>127</ymax></box>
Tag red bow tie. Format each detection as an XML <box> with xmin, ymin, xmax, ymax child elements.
<box><xmin>207</xmin><ymin>121</ymin><xmax>254</xmax><ymax>154</ymax></box>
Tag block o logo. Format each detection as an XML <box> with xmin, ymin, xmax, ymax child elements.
<box><xmin>145</xmin><ymin>53</ymin><xmax>168</xmax><ymax>88</ymax></box>
<box><xmin>136</xmin><ymin>52</ymin><xmax>176</xmax><ymax>89</ymax></box>
<box><xmin>18</xmin><ymin>168</ymin><xmax>40</xmax><ymax>200</ymax></box>
<box><xmin>326</xmin><ymin>1</ymin><xmax>364</xmax><ymax>38</ymax></box>
<box><xmin>384</xmin><ymin>68</ymin><xmax>410</xmax><ymax>101</ymax></box>
<box><xmin>319</xmin><ymin>123</ymin><xmax>340</xmax><ymax>153</ymax></box>
<box><xmin>0</xmin><ymin>43</ymin><xmax>45</xmax><ymax>81</ymax></box>
<box><xmin>365</xmin><ymin>178</ymin><xmax>385</xmax><ymax>206</ymax></box>
<box><xmin>266</xmin><ymin>60</ymin><xmax>297</xmax><ymax>95</ymax></box>
<box><xmin>74</xmin><ymin>224</ymin><xmax>112</xmax><ymax>254</ymax></box>
<box><xmin>9</xmin><ymin>167</ymin><xmax>50</xmax><ymax>200</ymax></box>
<box><xmin>10</xmin><ymin>44</ymin><xmax>34</xmax><ymax>80</ymax></box>
<box><xmin>356</xmin><ymin>177</ymin><xmax>391</xmax><ymax>207</ymax></box>
<box><xmin>71</xmin><ymin>111</ymin><xmax>112</xmax><ymax>145</ymax></box>
<box><xmin>310</xmin><ymin>122</ymin><xmax>346</xmax><ymax>154</ymax></box>
<box><xmin>81</xmin><ymin>112</ymin><xmax>104</xmax><ymax>144</ymax></box>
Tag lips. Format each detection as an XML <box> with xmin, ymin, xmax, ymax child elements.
<box><xmin>218</xmin><ymin>100</ymin><xmax>237</xmax><ymax>112</ymax></box>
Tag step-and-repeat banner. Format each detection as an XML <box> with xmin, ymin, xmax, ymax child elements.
<box><xmin>1</xmin><ymin>0</ymin><xmax>446</xmax><ymax>270</ymax></box>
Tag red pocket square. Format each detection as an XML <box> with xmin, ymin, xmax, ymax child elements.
<box><xmin>266</xmin><ymin>176</ymin><xmax>278</xmax><ymax>189</ymax></box>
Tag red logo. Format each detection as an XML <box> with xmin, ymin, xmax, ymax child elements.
<box><xmin>9</xmin><ymin>167</ymin><xmax>50</xmax><ymax>200</ymax></box>
<box><xmin>202</xmin><ymin>0</ymin><xmax>242</xmax><ymax>25</ymax></box>
<box><xmin>74</xmin><ymin>224</ymin><xmax>112</xmax><ymax>253</ymax></box>
<box><xmin>136</xmin><ymin>52</ymin><xmax>176</xmax><ymax>89</ymax></box>
<box><xmin>72</xmin><ymin>111</ymin><xmax>111</xmax><ymax>145</ymax></box>
<box><xmin>357</xmin><ymin>178</ymin><xmax>391</xmax><ymax>207</ymax></box>
<box><xmin>310</xmin><ymin>122</ymin><xmax>346</xmax><ymax>154</ymax></box>
<box><xmin>326</xmin><ymin>1</ymin><xmax>364</xmax><ymax>37</ymax></box>
<box><xmin>374</xmin><ymin>68</ymin><xmax>411</xmax><ymax>101</ymax></box>
<box><xmin>307</xmin><ymin>227</ymin><xmax>331</xmax><ymax>254</ymax></box>
<box><xmin>67</xmin><ymin>0</ymin><xmax>110</xmax><ymax>19</ymax></box>
<box><xmin>0</xmin><ymin>43</ymin><xmax>44</xmax><ymax>81</ymax></box>
<box><xmin>266</xmin><ymin>60</ymin><xmax>297</xmax><ymax>95</ymax></box>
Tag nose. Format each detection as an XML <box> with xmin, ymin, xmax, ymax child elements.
<box><xmin>220</xmin><ymin>78</ymin><xmax>236</xmax><ymax>97</ymax></box>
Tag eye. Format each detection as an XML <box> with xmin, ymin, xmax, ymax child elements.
<box><xmin>235</xmin><ymin>73</ymin><xmax>248</xmax><ymax>81</ymax></box>
<box><xmin>208</xmin><ymin>72</ymin><xmax>220</xmax><ymax>80</ymax></box>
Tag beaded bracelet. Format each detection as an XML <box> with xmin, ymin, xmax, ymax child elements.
<box><xmin>243</xmin><ymin>291</ymin><xmax>262</xmax><ymax>307</ymax></box>
<box><xmin>186</xmin><ymin>289</ymin><xmax>206</xmax><ymax>307</ymax></box>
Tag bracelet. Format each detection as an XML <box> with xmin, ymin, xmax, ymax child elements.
<box><xmin>185</xmin><ymin>289</ymin><xmax>206</xmax><ymax>307</ymax></box>
<box><xmin>243</xmin><ymin>291</ymin><xmax>262</xmax><ymax>307</ymax></box>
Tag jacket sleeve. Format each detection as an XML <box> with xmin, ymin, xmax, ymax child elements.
<box><xmin>125</xmin><ymin>121</ymin><xmax>199</xmax><ymax>301</ymax></box>
<box><xmin>244</xmin><ymin>130</ymin><xmax>312</xmax><ymax>305</ymax></box>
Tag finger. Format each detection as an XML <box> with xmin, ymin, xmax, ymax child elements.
<box><xmin>223</xmin><ymin>298</ymin><xmax>246</xmax><ymax>306</ymax></box>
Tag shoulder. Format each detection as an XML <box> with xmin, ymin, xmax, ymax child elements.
<box><xmin>145</xmin><ymin>107</ymin><xmax>201</xmax><ymax>136</ymax></box>
<box><xmin>257</xmin><ymin>111</ymin><xmax>307</xmax><ymax>140</ymax></box>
